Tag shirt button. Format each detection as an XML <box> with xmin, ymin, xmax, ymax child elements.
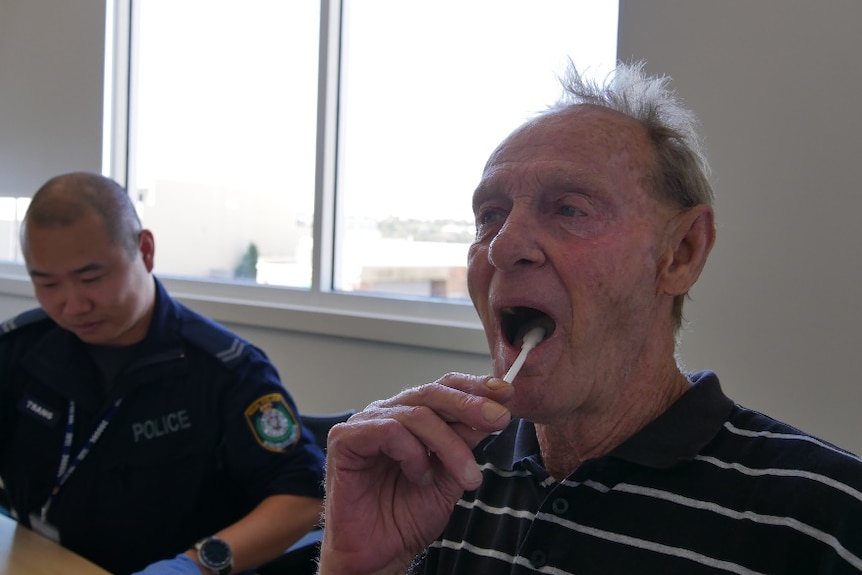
<box><xmin>529</xmin><ymin>549</ymin><xmax>547</xmax><ymax>568</ymax></box>
<box><xmin>551</xmin><ymin>497</ymin><xmax>569</xmax><ymax>515</ymax></box>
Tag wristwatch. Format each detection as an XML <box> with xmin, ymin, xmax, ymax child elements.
<box><xmin>194</xmin><ymin>536</ymin><xmax>233</xmax><ymax>575</ymax></box>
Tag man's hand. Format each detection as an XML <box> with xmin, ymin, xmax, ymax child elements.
<box><xmin>317</xmin><ymin>373</ymin><xmax>514</xmax><ymax>575</ymax></box>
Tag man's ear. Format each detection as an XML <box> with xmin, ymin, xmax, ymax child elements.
<box><xmin>658</xmin><ymin>204</ymin><xmax>715</xmax><ymax>297</ymax></box>
<box><xmin>139</xmin><ymin>229</ymin><xmax>156</xmax><ymax>272</ymax></box>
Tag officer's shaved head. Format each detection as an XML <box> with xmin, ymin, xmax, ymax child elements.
<box><xmin>21</xmin><ymin>172</ymin><xmax>143</xmax><ymax>259</ymax></box>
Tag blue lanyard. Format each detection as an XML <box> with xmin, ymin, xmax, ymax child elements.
<box><xmin>40</xmin><ymin>398</ymin><xmax>124</xmax><ymax>521</ymax></box>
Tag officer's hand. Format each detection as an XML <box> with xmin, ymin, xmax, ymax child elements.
<box><xmin>317</xmin><ymin>373</ymin><xmax>513</xmax><ymax>575</ymax></box>
<box><xmin>130</xmin><ymin>553</ymin><xmax>200</xmax><ymax>575</ymax></box>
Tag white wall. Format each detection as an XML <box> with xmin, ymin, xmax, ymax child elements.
<box><xmin>1</xmin><ymin>0</ymin><xmax>860</xmax><ymax>454</ymax></box>
<box><xmin>0</xmin><ymin>0</ymin><xmax>105</xmax><ymax>195</ymax></box>
<box><xmin>618</xmin><ymin>0</ymin><xmax>862</xmax><ymax>453</ymax></box>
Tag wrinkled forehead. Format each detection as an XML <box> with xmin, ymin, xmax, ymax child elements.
<box><xmin>490</xmin><ymin>105</ymin><xmax>650</xmax><ymax>164</ymax></box>
<box><xmin>475</xmin><ymin>105</ymin><xmax>654</xmax><ymax>196</ymax></box>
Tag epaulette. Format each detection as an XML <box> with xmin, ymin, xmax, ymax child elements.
<box><xmin>180</xmin><ymin>314</ymin><xmax>252</xmax><ymax>369</ymax></box>
<box><xmin>0</xmin><ymin>308</ymin><xmax>50</xmax><ymax>336</ymax></box>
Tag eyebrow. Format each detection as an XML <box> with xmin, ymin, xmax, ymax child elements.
<box><xmin>29</xmin><ymin>262</ymin><xmax>105</xmax><ymax>279</ymax></box>
<box><xmin>472</xmin><ymin>169</ymin><xmax>601</xmax><ymax>211</ymax></box>
<box><xmin>471</xmin><ymin>169</ymin><xmax>512</xmax><ymax>210</ymax></box>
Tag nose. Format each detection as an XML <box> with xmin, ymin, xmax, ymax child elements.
<box><xmin>487</xmin><ymin>211</ymin><xmax>545</xmax><ymax>271</ymax></box>
<box><xmin>61</xmin><ymin>285</ymin><xmax>94</xmax><ymax>316</ymax></box>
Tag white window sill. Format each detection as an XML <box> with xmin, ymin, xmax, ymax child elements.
<box><xmin>0</xmin><ymin>267</ymin><xmax>488</xmax><ymax>355</ymax></box>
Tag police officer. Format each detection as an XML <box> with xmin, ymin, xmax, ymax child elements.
<box><xmin>0</xmin><ymin>172</ymin><xmax>326</xmax><ymax>574</ymax></box>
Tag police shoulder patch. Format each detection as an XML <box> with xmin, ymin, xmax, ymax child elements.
<box><xmin>244</xmin><ymin>393</ymin><xmax>300</xmax><ymax>452</ymax></box>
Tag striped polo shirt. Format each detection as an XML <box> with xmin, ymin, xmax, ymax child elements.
<box><xmin>411</xmin><ymin>371</ymin><xmax>862</xmax><ymax>574</ymax></box>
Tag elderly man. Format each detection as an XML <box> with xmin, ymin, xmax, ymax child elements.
<box><xmin>0</xmin><ymin>172</ymin><xmax>326</xmax><ymax>574</ymax></box>
<box><xmin>316</xmin><ymin>61</ymin><xmax>862</xmax><ymax>574</ymax></box>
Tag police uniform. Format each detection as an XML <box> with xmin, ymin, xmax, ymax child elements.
<box><xmin>0</xmin><ymin>278</ymin><xmax>326</xmax><ymax>575</ymax></box>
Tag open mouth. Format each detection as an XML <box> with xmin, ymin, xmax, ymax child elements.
<box><xmin>501</xmin><ymin>306</ymin><xmax>556</xmax><ymax>347</ymax></box>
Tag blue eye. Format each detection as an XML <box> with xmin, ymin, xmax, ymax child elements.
<box><xmin>558</xmin><ymin>204</ymin><xmax>585</xmax><ymax>217</ymax></box>
<box><xmin>474</xmin><ymin>206</ymin><xmax>507</xmax><ymax>238</ymax></box>
<box><xmin>477</xmin><ymin>209</ymin><xmax>503</xmax><ymax>226</ymax></box>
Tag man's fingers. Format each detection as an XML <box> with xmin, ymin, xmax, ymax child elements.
<box><xmin>437</xmin><ymin>372</ymin><xmax>514</xmax><ymax>401</ymax></box>
<box><xmin>330</xmin><ymin>409</ymin><xmax>485</xmax><ymax>490</ymax></box>
<box><xmin>362</xmin><ymin>374</ymin><xmax>514</xmax><ymax>433</ymax></box>
<box><xmin>330</xmin><ymin>373</ymin><xmax>513</xmax><ymax>491</ymax></box>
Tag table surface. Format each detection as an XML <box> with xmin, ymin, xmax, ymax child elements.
<box><xmin>0</xmin><ymin>514</ymin><xmax>112</xmax><ymax>575</ymax></box>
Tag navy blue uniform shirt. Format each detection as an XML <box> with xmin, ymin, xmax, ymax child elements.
<box><xmin>0</xmin><ymin>278</ymin><xmax>325</xmax><ymax>574</ymax></box>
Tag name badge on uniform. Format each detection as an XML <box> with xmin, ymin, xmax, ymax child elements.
<box><xmin>29</xmin><ymin>512</ymin><xmax>61</xmax><ymax>543</ymax></box>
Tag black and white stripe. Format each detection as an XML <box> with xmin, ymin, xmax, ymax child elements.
<box><xmin>413</xmin><ymin>373</ymin><xmax>862</xmax><ymax>574</ymax></box>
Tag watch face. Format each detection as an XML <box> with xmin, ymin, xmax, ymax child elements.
<box><xmin>200</xmin><ymin>537</ymin><xmax>231</xmax><ymax>567</ymax></box>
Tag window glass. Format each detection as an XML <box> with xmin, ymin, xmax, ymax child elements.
<box><xmin>129</xmin><ymin>0</ymin><xmax>617</xmax><ymax>299</ymax></box>
<box><xmin>0</xmin><ymin>198</ymin><xmax>24</xmax><ymax>261</ymax></box>
<box><xmin>336</xmin><ymin>0</ymin><xmax>617</xmax><ymax>299</ymax></box>
<box><xmin>131</xmin><ymin>0</ymin><xmax>320</xmax><ymax>286</ymax></box>
<box><xmin>0</xmin><ymin>198</ymin><xmax>30</xmax><ymax>262</ymax></box>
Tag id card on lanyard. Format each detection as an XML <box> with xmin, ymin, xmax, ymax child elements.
<box><xmin>30</xmin><ymin>398</ymin><xmax>123</xmax><ymax>542</ymax></box>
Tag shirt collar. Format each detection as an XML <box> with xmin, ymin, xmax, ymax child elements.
<box><xmin>608</xmin><ymin>371</ymin><xmax>734</xmax><ymax>468</ymax></box>
<box><xmin>482</xmin><ymin>371</ymin><xmax>734</xmax><ymax>471</ymax></box>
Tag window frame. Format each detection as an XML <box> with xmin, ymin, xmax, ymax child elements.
<box><xmin>113</xmin><ymin>0</ymin><xmax>488</xmax><ymax>355</ymax></box>
<box><xmin>0</xmin><ymin>0</ymin><xmax>615</xmax><ymax>356</ymax></box>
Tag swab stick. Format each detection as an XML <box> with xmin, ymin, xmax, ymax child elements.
<box><xmin>502</xmin><ymin>326</ymin><xmax>546</xmax><ymax>384</ymax></box>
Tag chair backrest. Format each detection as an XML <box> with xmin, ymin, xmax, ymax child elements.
<box><xmin>0</xmin><ymin>477</ymin><xmax>9</xmax><ymax>517</ymax></box>
<box><xmin>300</xmin><ymin>410</ymin><xmax>356</xmax><ymax>453</ymax></box>
<box><xmin>254</xmin><ymin>410</ymin><xmax>358</xmax><ymax>575</ymax></box>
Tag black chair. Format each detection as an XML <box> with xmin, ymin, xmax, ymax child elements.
<box><xmin>299</xmin><ymin>410</ymin><xmax>357</xmax><ymax>453</ymax></box>
<box><xmin>0</xmin><ymin>478</ymin><xmax>10</xmax><ymax>518</ymax></box>
<box><xmin>254</xmin><ymin>409</ymin><xmax>356</xmax><ymax>575</ymax></box>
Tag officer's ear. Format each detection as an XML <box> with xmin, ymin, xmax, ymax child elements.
<box><xmin>138</xmin><ymin>230</ymin><xmax>155</xmax><ymax>272</ymax></box>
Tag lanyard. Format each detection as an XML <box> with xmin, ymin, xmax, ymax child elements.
<box><xmin>40</xmin><ymin>397</ymin><xmax>124</xmax><ymax>521</ymax></box>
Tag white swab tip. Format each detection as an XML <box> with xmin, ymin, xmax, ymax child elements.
<box><xmin>521</xmin><ymin>326</ymin><xmax>546</xmax><ymax>348</ymax></box>
<box><xmin>502</xmin><ymin>326</ymin><xmax>546</xmax><ymax>384</ymax></box>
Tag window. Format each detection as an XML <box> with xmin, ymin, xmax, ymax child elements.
<box><xmin>0</xmin><ymin>198</ymin><xmax>29</xmax><ymax>262</ymax></box>
<box><xmin>129</xmin><ymin>0</ymin><xmax>320</xmax><ymax>286</ymax></box>
<box><xmin>122</xmin><ymin>0</ymin><xmax>618</xmax><ymax>317</ymax></box>
<box><xmin>335</xmin><ymin>1</ymin><xmax>617</xmax><ymax>301</ymax></box>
